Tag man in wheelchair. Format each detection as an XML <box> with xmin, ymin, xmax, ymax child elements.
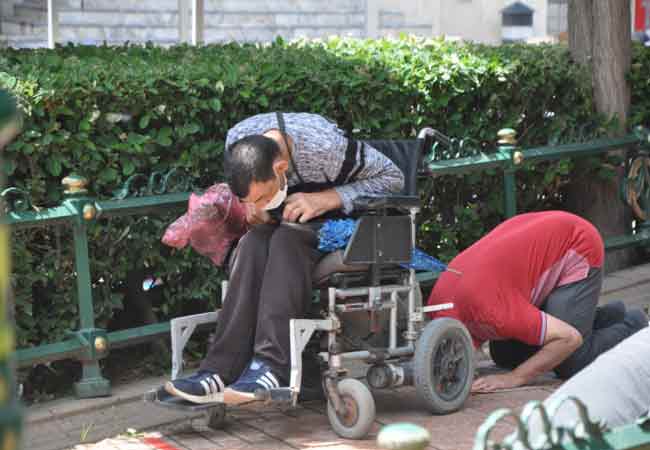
<box><xmin>164</xmin><ymin>112</ymin><xmax>405</xmax><ymax>405</ymax></box>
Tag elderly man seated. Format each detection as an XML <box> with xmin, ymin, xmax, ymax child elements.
<box><xmin>165</xmin><ymin>112</ymin><xmax>404</xmax><ymax>405</ymax></box>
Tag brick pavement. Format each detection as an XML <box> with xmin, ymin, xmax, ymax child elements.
<box><xmin>63</xmin><ymin>378</ymin><xmax>560</xmax><ymax>450</ymax></box>
<box><xmin>27</xmin><ymin>262</ymin><xmax>648</xmax><ymax>450</ymax></box>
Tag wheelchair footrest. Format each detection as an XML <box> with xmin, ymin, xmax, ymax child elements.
<box><xmin>249</xmin><ymin>387</ymin><xmax>294</xmax><ymax>404</ymax></box>
<box><xmin>267</xmin><ymin>387</ymin><xmax>294</xmax><ymax>403</ymax></box>
<box><xmin>143</xmin><ymin>386</ymin><xmax>221</xmax><ymax>411</ymax></box>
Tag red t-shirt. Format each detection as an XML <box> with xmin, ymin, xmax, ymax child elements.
<box><xmin>427</xmin><ymin>211</ymin><xmax>604</xmax><ymax>348</ymax></box>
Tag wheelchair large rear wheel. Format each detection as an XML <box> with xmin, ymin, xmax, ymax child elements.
<box><xmin>413</xmin><ymin>318</ymin><xmax>474</xmax><ymax>414</ymax></box>
<box><xmin>327</xmin><ymin>378</ymin><xmax>376</xmax><ymax>439</ymax></box>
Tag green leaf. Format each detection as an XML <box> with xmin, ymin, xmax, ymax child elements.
<box><xmin>46</xmin><ymin>157</ymin><xmax>62</xmax><ymax>176</ymax></box>
<box><xmin>127</xmin><ymin>132</ymin><xmax>148</xmax><ymax>146</ymax></box>
<box><xmin>3</xmin><ymin>159</ymin><xmax>16</xmax><ymax>176</ymax></box>
<box><xmin>98</xmin><ymin>167</ymin><xmax>119</xmax><ymax>182</ymax></box>
<box><xmin>122</xmin><ymin>159</ymin><xmax>135</xmax><ymax>175</ymax></box>
<box><xmin>209</xmin><ymin>98</ymin><xmax>222</xmax><ymax>112</ymax></box>
<box><xmin>24</xmin><ymin>130</ymin><xmax>42</xmax><ymax>139</ymax></box>
<box><xmin>139</xmin><ymin>114</ymin><xmax>151</xmax><ymax>129</ymax></box>
<box><xmin>186</xmin><ymin>123</ymin><xmax>200</xmax><ymax>134</ymax></box>
<box><xmin>59</xmin><ymin>106</ymin><xmax>75</xmax><ymax>116</ymax></box>
<box><xmin>110</xmin><ymin>293</ymin><xmax>124</xmax><ymax>309</ymax></box>
<box><xmin>157</xmin><ymin>127</ymin><xmax>173</xmax><ymax>146</ymax></box>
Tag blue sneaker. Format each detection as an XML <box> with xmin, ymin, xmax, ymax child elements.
<box><xmin>224</xmin><ymin>358</ymin><xmax>285</xmax><ymax>405</ymax></box>
<box><xmin>164</xmin><ymin>370</ymin><xmax>225</xmax><ymax>404</ymax></box>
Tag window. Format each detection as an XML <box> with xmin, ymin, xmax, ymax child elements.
<box><xmin>547</xmin><ymin>0</ymin><xmax>568</xmax><ymax>35</ymax></box>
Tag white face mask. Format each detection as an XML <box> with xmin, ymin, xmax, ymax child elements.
<box><xmin>263</xmin><ymin>173</ymin><xmax>287</xmax><ymax>211</ymax></box>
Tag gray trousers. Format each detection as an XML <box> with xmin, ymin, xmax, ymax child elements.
<box><xmin>199</xmin><ymin>223</ymin><xmax>322</xmax><ymax>384</ymax></box>
<box><xmin>490</xmin><ymin>268</ymin><xmax>647</xmax><ymax>378</ymax></box>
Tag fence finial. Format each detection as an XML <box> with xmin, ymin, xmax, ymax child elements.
<box><xmin>498</xmin><ymin>129</ymin><xmax>524</xmax><ymax>165</ymax></box>
<box><xmin>497</xmin><ymin>128</ymin><xmax>517</xmax><ymax>146</ymax></box>
<box><xmin>62</xmin><ymin>175</ymin><xmax>88</xmax><ymax>196</ymax></box>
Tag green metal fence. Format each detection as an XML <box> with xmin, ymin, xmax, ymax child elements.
<box><xmin>377</xmin><ymin>396</ymin><xmax>650</xmax><ymax>450</ymax></box>
<box><xmin>3</xmin><ymin>175</ymin><xmax>189</xmax><ymax>398</ymax></box>
<box><xmin>3</xmin><ymin>127</ymin><xmax>650</xmax><ymax>398</ymax></box>
<box><xmin>474</xmin><ymin>397</ymin><xmax>650</xmax><ymax>450</ymax></box>
<box><xmin>428</xmin><ymin>127</ymin><xmax>650</xmax><ymax>250</ymax></box>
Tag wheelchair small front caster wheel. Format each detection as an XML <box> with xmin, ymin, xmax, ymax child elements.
<box><xmin>414</xmin><ymin>318</ymin><xmax>474</xmax><ymax>414</ymax></box>
<box><xmin>327</xmin><ymin>378</ymin><xmax>376</xmax><ymax>439</ymax></box>
<box><xmin>205</xmin><ymin>404</ymin><xmax>227</xmax><ymax>430</ymax></box>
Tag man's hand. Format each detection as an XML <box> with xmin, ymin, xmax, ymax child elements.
<box><xmin>471</xmin><ymin>372</ymin><xmax>525</xmax><ymax>393</ymax></box>
<box><xmin>472</xmin><ymin>314</ymin><xmax>583</xmax><ymax>394</ymax></box>
<box><xmin>283</xmin><ymin>190</ymin><xmax>342</xmax><ymax>223</ymax></box>
<box><xmin>245</xmin><ymin>203</ymin><xmax>272</xmax><ymax>225</ymax></box>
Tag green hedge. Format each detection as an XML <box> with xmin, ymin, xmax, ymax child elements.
<box><xmin>630</xmin><ymin>43</ymin><xmax>650</xmax><ymax>127</ymax></box>
<box><xmin>0</xmin><ymin>37</ymin><xmax>627</xmax><ymax>349</ymax></box>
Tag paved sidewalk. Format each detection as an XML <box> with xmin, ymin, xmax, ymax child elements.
<box><xmin>25</xmin><ymin>375</ymin><xmax>205</xmax><ymax>450</ymax></box>
<box><xmin>26</xmin><ymin>358</ymin><xmax>560</xmax><ymax>450</ymax></box>
<box><xmin>67</xmin><ymin>381</ymin><xmax>561</xmax><ymax>450</ymax></box>
<box><xmin>24</xmin><ymin>263</ymin><xmax>650</xmax><ymax>450</ymax></box>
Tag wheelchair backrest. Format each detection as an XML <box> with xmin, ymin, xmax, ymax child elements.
<box><xmin>362</xmin><ymin>140</ymin><xmax>424</xmax><ymax>196</ymax></box>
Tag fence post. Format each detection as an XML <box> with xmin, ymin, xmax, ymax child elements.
<box><xmin>498</xmin><ymin>128</ymin><xmax>521</xmax><ymax>218</ymax></box>
<box><xmin>62</xmin><ymin>175</ymin><xmax>111</xmax><ymax>398</ymax></box>
<box><xmin>0</xmin><ymin>89</ymin><xmax>22</xmax><ymax>450</ymax></box>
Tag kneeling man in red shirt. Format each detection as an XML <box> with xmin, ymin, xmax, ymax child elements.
<box><xmin>427</xmin><ymin>211</ymin><xmax>647</xmax><ymax>393</ymax></box>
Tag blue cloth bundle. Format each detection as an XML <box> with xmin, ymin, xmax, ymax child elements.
<box><xmin>317</xmin><ymin>219</ymin><xmax>357</xmax><ymax>253</ymax></box>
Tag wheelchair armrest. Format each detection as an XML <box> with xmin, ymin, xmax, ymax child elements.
<box><xmin>170</xmin><ymin>311</ymin><xmax>219</xmax><ymax>380</ymax></box>
<box><xmin>352</xmin><ymin>195</ymin><xmax>420</xmax><ymax>212</ymax></box>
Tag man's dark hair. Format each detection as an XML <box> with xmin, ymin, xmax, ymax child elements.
<box><xmin>225</xmin><ymin>134</ymin><xmax>280</xmax><ymax>198</ymax></box>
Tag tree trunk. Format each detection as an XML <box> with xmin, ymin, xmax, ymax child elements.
<box><xmin>592</xmin><ymin>1</ymin><xmax>632</xmax><ymax>127</ymax></box>
<box><xmin>568</xmin><ymin>0</ymin><xmax>593</xmax><ymax>66</ymax></box>
<box><xmin>567</xmin><ymin>0</ymin><xmax>635</xmax><ymax>273</ymax></box>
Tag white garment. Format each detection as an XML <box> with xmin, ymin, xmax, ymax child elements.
<box><xmin>528</xmin><ymin>326</ymin><xmax>650</xmax><ymax>439</ymax></box>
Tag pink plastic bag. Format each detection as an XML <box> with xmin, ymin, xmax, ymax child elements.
<box><xmin>162</xmin><ymin>183</ymin><xmax>249</xmax><ymax>267</ymax></box>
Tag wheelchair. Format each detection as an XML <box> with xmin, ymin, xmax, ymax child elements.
<box><xmin>145</xmin><ymin>128</ymin><xmax>475</xmax><ymax>439</ymax></box>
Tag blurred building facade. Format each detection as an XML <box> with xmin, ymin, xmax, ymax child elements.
<box><xmin>0</xmin><ymin>0</ymin><xmax>641</xmax><ymax>49</ymax></box>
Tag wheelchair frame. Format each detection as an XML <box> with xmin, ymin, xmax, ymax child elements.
<box><xmin>145</xmin><ymin>128</ymin><xmax>476</xmax><ymax>439</ymax></box>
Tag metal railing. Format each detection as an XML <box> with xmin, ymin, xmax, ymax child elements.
<box><xmin>3</xmin><ymin>173</ymin><xmax>190</xmax><ymax>398</ymax></box>
<box><xmin>474</xmin><ymin>397</ymin><xmax>650</xmax><ymax>450</ymax></box>
<box><xmin>427</xmin><ymin>127</ymin><xmax>650</xmax><ymax>251</ymax></box>
<box><xmin>376</xmin><ymin>397</ymin><xmax>650</xmax><ymax>450</ymax></box>
<box><xmin>3</xmin><ymin>127</ymin><xmax>650</xmax><ymax>398</ymax></box>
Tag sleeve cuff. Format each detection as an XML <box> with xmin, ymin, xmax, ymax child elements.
<box><xmin>334</xmin><ymin>185</ymin><xmax>355</xmax><ymax>214</ymax></box>
<box><xmin>539</xmin><ymin>311</ymin><xmax>547</xmax><ymax>346</ymax></box>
